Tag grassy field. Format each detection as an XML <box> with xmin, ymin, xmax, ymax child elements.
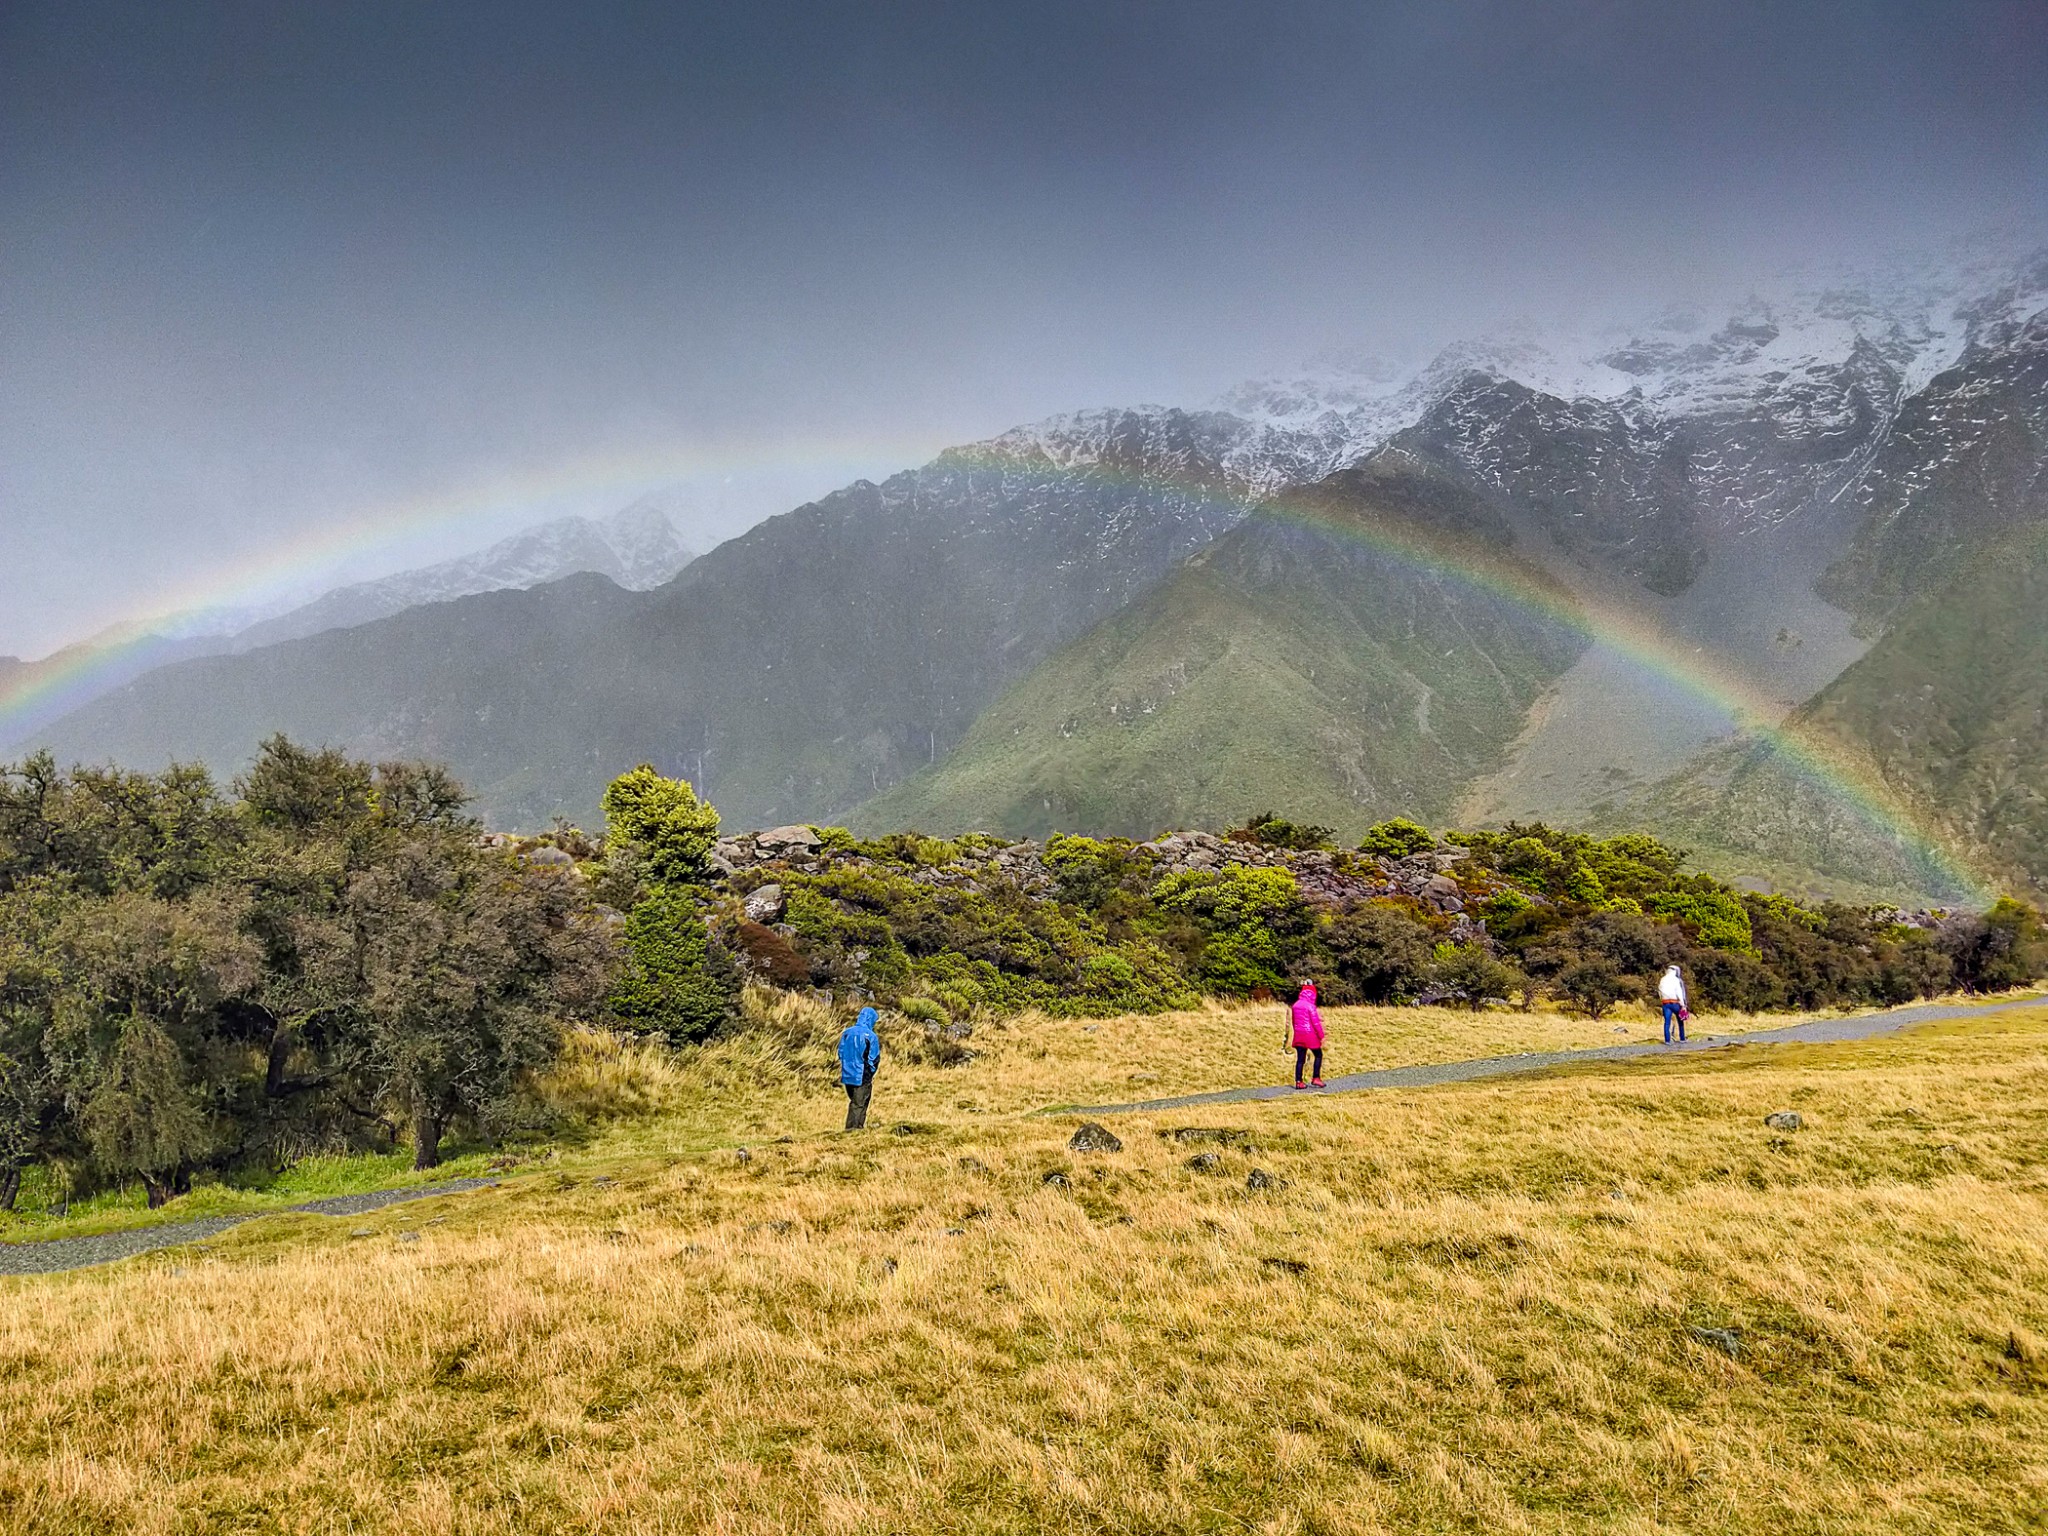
<box><xmin>3</xmin><ymin>995</ymin><xmax>1807</xmax><ymax>1241</ymax></box>
<box><xmin>6</xmin><ymin>999</ymin><xmax>2048</xmax><ymax>1533</ymax></box>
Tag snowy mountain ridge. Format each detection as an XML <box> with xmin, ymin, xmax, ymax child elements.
<box><xmin>218</xmin><ymin>501</ymin><xmax>696</xmax><ymax>654</ymax></box>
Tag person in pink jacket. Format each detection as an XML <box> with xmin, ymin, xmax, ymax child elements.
<box><xmin>1289</xmin><ymin>980</ymin><xmax>1326</xmax><ymax>1089</ymax></box>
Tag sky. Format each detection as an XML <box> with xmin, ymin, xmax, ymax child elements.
<box><xmin>4</xmin><ymin>0</ymin><xmax>2045</xmax><ymax>659</ymax></box>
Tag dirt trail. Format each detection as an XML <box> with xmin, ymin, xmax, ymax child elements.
<box><xmin>0</xmin><ymin>1178</ymin><xmax>499</xmax><ymax>1278</ymax></box>
<box><xmin>1068</xmin><ymin>995</ymin><xmax>2044</xmax><ymax>1116</ymax></box>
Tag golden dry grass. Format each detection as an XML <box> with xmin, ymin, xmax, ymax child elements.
<box><xmin>6</xmin><ymin>1003</ymin><xmax>2048</xmax><ymax>1533</ymax></box>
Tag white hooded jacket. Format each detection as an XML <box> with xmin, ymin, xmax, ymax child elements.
<box><xmin>1657</xmin><ymin>966</ymin><xmax>1687</xmax><ymax>1007</ymax></box>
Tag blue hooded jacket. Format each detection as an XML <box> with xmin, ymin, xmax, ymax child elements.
<box><xmin>838</xmin><ymin>1007</ymin><xmax>881</xmax><ymax>1086</ymax></box>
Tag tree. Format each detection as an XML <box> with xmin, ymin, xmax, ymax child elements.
<box><xmin>1432</xmin><ymin>943</ymin><xmax>1527</xmax><ymax>1010</ymax></box>
<box><xmin>1321</xmin><ymin>903</ymin><xmax>1435</xmax><ymax>1003</ymax></box>
<box><xmin>609</xmin><ymin>889</ymin><xmax>742</xmax><ymax>1043</ymax></box>
<box><xmin>602</xmin><ymin>766</ymin><xmax>721</xmax><ymax>887</ymax></box>
<box><xmin>80</xmin><ymin>1016</ymin><xmax>215</xmax><ymax>1206</ymax></box>
<box><xmin>1552</xmin><ymin>957</ymin><xmax>1630</xmax><ymax>1019</ymax></box>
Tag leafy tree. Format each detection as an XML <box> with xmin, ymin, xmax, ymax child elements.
<box><xmin>602</xmin><ymin>765</ymin><xmax>721</xmax><ymax>887</ymax></box>
<box><xmin>1551</xmin><ymin>957</ymin><xmax>1630</xmax><ymax>1018</ymax></box>
<box><xmin>1941</xmin><ymin>898</ymin><xmax>2048</xmax><ymax>993</ymax></box>
<box><xmin>1646</xmin><ymin>888</ymin><xmax>1754</xmax><ymax>952</ymax></box>
<box><xmin>1432</xmin><ymin>944</ymin><xmax>1527</xmax><ymax>1010</ymax></box>
<box><xmin>1155</xmin><ymin>866</ymin><xmax>1314</xmax><ymax>995</ymax></box>
<box><xmin>1320</xmin><ymin>903</ymin><xmax>1435</xmax><ymax>1003</ymax></box>
<box><xmin>80</xmin><ymin>1017</ymin><xmax>214</xmax><ymax>1207</ymax></box>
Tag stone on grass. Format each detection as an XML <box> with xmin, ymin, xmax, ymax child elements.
<box><xmin>1763</xmin><ymin>1111</ymin><xmax>1803</xmax><ymax>1132</ymax></box>
<box><xmin>1042</xmin><ymin>1170</ymin><xmax>1072</xmax><ymax>1189</ymax></box>
<box><xmin>1068</xmin><ymin>1122</ymin><xmax>1123</xmax><ymax>1153</ymax></box>
<box><xmin>1185</xmin><ymin>1152</ymin><xmax>1222</xmax><ymax>1173</ymax></box>
<box><xmin>1245</xmin><ymin>1168</ymin><xmax>1284</xmax><ymax>1192</ymax></box>
<box><xmin>1691</xmin><ymin>1326</ymin><xmax>1743</xmax><ymax>1358</ymax></box>
<box><xmin>743</xmin><ymin>883</ymin><xmax>785</xmax><ymax>922</ymax></box>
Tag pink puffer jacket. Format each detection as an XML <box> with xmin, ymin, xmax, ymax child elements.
<box><xmin>1290</xmin><ymin>983</ymin><xmax>1325</xmax><ymax>1048</ymax></box>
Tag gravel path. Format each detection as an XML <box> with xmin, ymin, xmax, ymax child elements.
<box><xmin>0</xmin><ymin>1177</ymin><xmax>500</xmax><ymax>1278</ymax></box>
<box><xmin>1070</xmin><ymin>994</ymin><xmax>2045</xmax><ymax>1116</ymax></box>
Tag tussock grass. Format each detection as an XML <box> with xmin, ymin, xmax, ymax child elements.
<box><xmin>5</xmin><ymin>1006</ymin><xmax>2048</xmax><ymax>1532</ymax></box>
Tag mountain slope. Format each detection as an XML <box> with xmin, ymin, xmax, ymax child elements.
<box><xmin>222</xmin><ymin>501</ymin><xmax>696</xmax><ymax>653</ymax></box>
<box><xmin>855</xmin><ymin>457</ymin><xmax>1587</xmax><ymax>840</ymax></box>
<box><xmin>1585</xmin><ymin>522</ymin><xmax>2048</xmax><ymax>904</ymax></box>
<box><xmin>32</xmin><ymin>415</ymin><xmax>1267</xmax><ymax>828</ymax></box>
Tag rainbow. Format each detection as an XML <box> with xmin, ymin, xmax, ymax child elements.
<box><xmin>1</xmin><ymin>432</ymin><xmax>1994</xmax><ymax>902</ymax></box>
<box><xmin>0</xmin><ymin>434</ymin><xmax>936</xmax><ymax>745</ymax></box>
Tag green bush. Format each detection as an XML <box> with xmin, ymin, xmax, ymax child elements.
<box><xmin>608</xmin><ymin>889</ymin><xmax>741</xmax><ymax>1044</ymax></box>
<box><xmin>1359</xmin><ymin>818</ymin><xmax>1435</xmax><ymax>860</ymax></box>
<box><xmin>601</xmin><ymin>766</ymin><xmax>720</xmax><ymax>886</ymax></box>
<box><xmin>1646</xmin><ymin>888</ymin><xmax>1754</xmax><ymax>952</ymax></box>
<box><xmin>1233</xmin><ymin>811</ymin><xmax>1336</xmax><ymax>851</ymax></box>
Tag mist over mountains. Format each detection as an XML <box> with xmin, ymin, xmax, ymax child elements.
<box><xmin>25</xmin><ymin>247</ymin><xmax>2048</xmax><ymax>904</ymax></box>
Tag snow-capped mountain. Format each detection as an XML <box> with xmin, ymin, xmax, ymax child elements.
<box><xmin>26</xmin><ymin>243</ymin><xmax>2048</xmax><ymax>899</ymax></box>
<box><xmin>221</xmin><ymin>501</ymin><xmax>696</xmax><ymax>653</ymax></box>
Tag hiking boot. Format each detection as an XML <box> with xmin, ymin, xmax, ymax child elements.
<box><xmin>1311</xmin><ymin>1077</ymin><xmax>1325</xmax><ymax>1088</ymax></box>
<box><xmin>1293</xmin><ymin>1081</ymin><xmax>1308</xmax><ymax>1090</ymax></box>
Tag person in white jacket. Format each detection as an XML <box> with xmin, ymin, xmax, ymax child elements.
<box><xmin>1657</xmin><ymin>963</ymin><xmax>1689</xmax><ymax>1043</ymax></box>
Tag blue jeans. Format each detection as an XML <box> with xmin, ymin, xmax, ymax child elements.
<box><xmin>1662</xmin><ymin>1002</ymin><xmax>1686</xmax><ymax>1042</ymax></box>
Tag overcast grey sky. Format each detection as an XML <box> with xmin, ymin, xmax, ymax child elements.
<box><xmin>4</xmin><ymin>0</ymin><xmax>2045</xmax><ymax>658</ymax></box>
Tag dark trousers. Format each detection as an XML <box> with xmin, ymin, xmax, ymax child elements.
<box><xmin>1295</xmin><ymin>1046</ymin><xmax>1323</xmax><ymax>1083</ymax></box>
<box><xmin>844</xmin><ymin>1079</ymin><xmax>873</xmax><ymax>1130</ymax></box>
<box><xmin>1662</xmin><ymin>1002</ymin><xmax>1686</xmax><ymax>1042</ymax></box>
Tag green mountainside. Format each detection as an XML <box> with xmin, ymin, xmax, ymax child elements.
<box><xmin>1589</xmin><ymin>523</ymin><xmax>2048</xmax><ymax>904</ymax></box>
<box><xmin>856</xmin><ymin>458</ymin><xmax>1587</xmax><ymax>841</ymax></box>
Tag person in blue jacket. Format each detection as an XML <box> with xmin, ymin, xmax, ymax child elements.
<box><xmin>838</xmin><ymin>1006</ymin><xmax>883</xmax><ymax>1130</ymax></box>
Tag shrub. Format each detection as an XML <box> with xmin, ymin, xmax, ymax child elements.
<box><xmin>1646</xmin><ymin>888</ymin><xmax>1754</xmax><ymax>952</ymax></box>
<box><xmin>1431</xmin><ymin>944</ymin><xmax>1527</xmax><ymax>1011</ymax></box>
<box><xmin>1360</xmin><ymin>818</ymin><xmax>1435</xmax><ymax>860</ymax></box>
<box><xmin>601</xmin><ymin>766</ymin><xmax>721</xmax><ymax>886</ymax></box>
<box><xmin>1233</xmin><ymin>811</ymin><xmax>1336</xmax><ymax>851</ymax></box>
<box><xmin>1322</xmin><ymin>902</ymin><xmax>1436</xmax><ymax>1004</ymax></box>
<box><xmin>1552</xmin><ymin>957</ymin><xmax>1631</xmax><ymax>1018</ymax></box>
<box><xmin>608</xmin><ymin>889</ymin><xmax>741</xmax><ymax>1044</ymax></box>
<box><xmin>898</xmin><ymin>995</ymin><xmax>950</xmax><ymax>1026</ymax></box>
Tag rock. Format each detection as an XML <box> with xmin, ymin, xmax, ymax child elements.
<box><xmin>944</xmin><ymin>1021</ymin><xmax>974</xmax><ymax>1041</ymax></box>
<box><xmin>1068</xmin><ymin>1122</ymin><xmax>1124</xmax><ymax>1153</ymax></box>
<box><xmin>1763</xmin><ymin>1111</ymin><xmax>1803</xmax><ymax>1132</ymax></box>
<box><xmin>881</xmin><ymin>1258</ymin><xmax>899</xmax><ymax>1275</ymax></box>
<box><xmin>1127</xmin><ymin>1071</ymin><xmax>1159</xmax><ymax>1084</ymax></box>
<box><xmin>1244</xmin><ymin>1168</ymin><xmax>1284</xmax><ymax>1192</ymax></box>
<box><xmin>957</xmin><ymin>1156</ymin><xmax>992</xmax><ymax>1175</ymax></box>
<box><xmin>743</xmin><ymin>882</ymin><xmax>785</xmax><ymax>922</ymax></box>
<box><xmin>734</xmin><ymin>1147</ymin><xmax>752</xmax><ymax>1164</ymax></box>
<box><xmin>350</xmin><ymin>1229</ymin><xmax>373</xmax><ymax>1238</ymax></box>
<box><xmin>1260</xmin><ymin>1256</ymin><xmax>1309</xmax><ymax>1276</ymax></box>
<box><xmin>1041</xmin><ymin>1170</ymin><xmax>1071</xmax><ymax>1188</ymax></box>
<box><xmin>1420</xmin><ymin>874</ymin><xmax>1464</xmax><ymax>913</ymax></box>
<box><xmin>1185</xmin><ymin>1152</ymin><xmax>1222</xmax><ymax>1172</ymax></box>
<box><xmin>755</xmin><ymin>825</ymin><xmax>823</xmax><ymax>856</ymax></box>
<box><xmin>1691</xmin><ymin>1326</ymin><xmax>1743</xmax><ymax>1358</ymax></box>
<box><xmin>521</xmin><ymin>844</ymin><xmax>575</xmax><ymax>867</ymax></box>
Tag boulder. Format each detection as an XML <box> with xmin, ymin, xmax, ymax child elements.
<box><xmin>743</xmin><ymin>883</ymin><xmax>785</xmax><ymax>922</ymax></box>
<box><xmin>521</xmin><ymin>844</ymin><xmax>575</xmax><ymax>867</ymax></box>
<box><xmin>1067</xmin><ymin>1122</ymin><xmax>1124</xmax><ymax>1153</ymax></box>
<box><xmin>1185</xmin><ymin>1152</ymin><xmax>1222</xmax><ymax>1172</ymax></box>
<box><xmin>1244</xmin><ymin>1168</ymin><xmax>1284</xmax><ymax>1192</ymax></box>
<box><xmin>1420</xmin><ymin>874</ymin><xmax>1465</xmax><ymax>913</ymax></box>
<box><xmin>1041</xmin><ymin>1170</ymin><xmax>1072</xmax><ymax>1188</ymax></box>
<box><xmin>1763</xmin><ymin>1111</ymin><xmax>1803</xmax><ymax>1132</ymax></box>
<box><xmin>755</xmin><ymin>825</ymin><xmax>823</xmax><ymax>856</ymax></box>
